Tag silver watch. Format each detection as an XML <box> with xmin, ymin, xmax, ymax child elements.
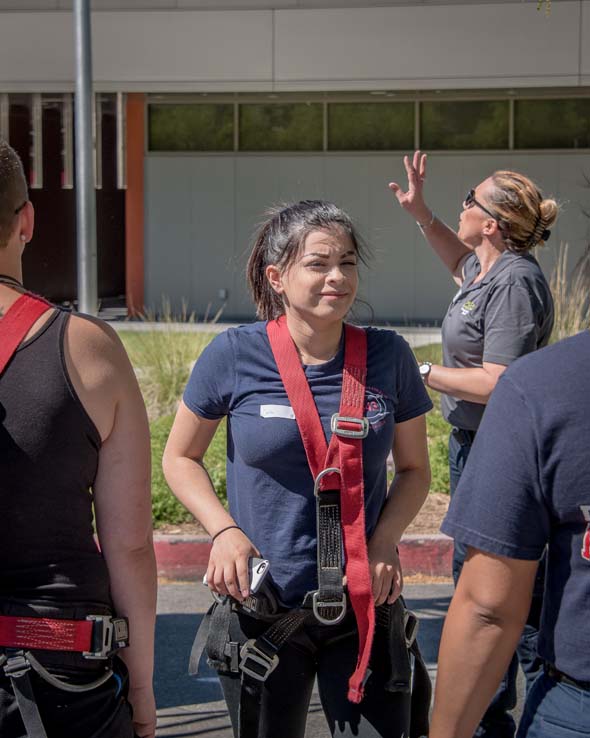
<box><xmin>419</xmin><ymin>362</ymin><xmax>432</xmax><ymax>382</ymax></box>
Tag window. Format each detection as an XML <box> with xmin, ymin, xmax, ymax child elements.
<box><xmin>421</xmin><ymin>100</ymin><xmax>509</xmax><ymax>150</ymax></box>
<box><xmin>328</xmin><ymin>102</ymin><xmax>414</xmax><ymax>151</ymax></box>
<box><xmin>515</xmin><ymin>99</ymin><xmax>590</xmax><ymax>149</ymax></box>
<box><xmin>239</xmin><ymin>104</ymin><xmax>323</xmax><ymax>152</ymax></box>
<box><xmin>148</xmin><ymin>104</ymin><xmax>234</xmax><ymax>152</ymax></box>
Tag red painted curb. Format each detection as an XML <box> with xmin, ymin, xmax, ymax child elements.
<box><xmin>154</xmin><ymin>534</ymin><xmax>452</xmax><ymax>580</ymax></box>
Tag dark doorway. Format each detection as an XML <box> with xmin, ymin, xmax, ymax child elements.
<box><xmin>10</xmin><ymin>94</ymin><xmax>125</xmax><ymax>307</ymax></box>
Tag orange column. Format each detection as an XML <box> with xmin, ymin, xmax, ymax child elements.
<box><xmin>125</xmin><ymin>93</ymin><xmax>145</xmax><ymax>316</ymax></box>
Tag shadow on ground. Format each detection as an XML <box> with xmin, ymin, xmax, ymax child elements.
<box><xmin>155</xmin><ymin>613</ymin><xmax>223</xmax><ymax>709</ymax></box>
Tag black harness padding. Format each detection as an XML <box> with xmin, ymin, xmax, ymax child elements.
<box><xmin>409</xmin><ymin>639</ymin><xmax>431</xmax><ymax>738</ymax></box>
<box><xmin>375</xmin><ymin>600</ymin><xmax>412</xmax><ymax>693</ymax></box>
<box><xmin>313</xmin><ymin>489</ymin><xmax>346</xmax><ymax>623</ymax></box>
<box><xmin>204</xmin><ymin>600</ymin><xmax>235</xmax><ymax>674</ymax></box>
<box><xmin>189</xmin><ymin>602</ymin><xmax>240</xmax><ymax>677</ymax></box>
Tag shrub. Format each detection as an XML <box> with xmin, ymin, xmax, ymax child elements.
<box><xmin>150</xmin><ymin>414</ymin><xmax>228</xmax><ymax>527</ymax></box>
<box><xmin>119</xmin><ymin>298</ymin><xmax>223</xmax><ymax>420</ymax></box>
<box><xmin>550</xmin><ymin>242</ymin><xmax>590</xmax><ymax>343</ymax></box>
<box><xmin>414</xmin><ymin>344</ymin><xmax>449</xmax><ymax>495</ymax></box>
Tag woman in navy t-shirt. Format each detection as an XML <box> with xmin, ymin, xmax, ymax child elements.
<box><xmin>163</xmin><ymin>200</ymin><xmax>432</xmax><ymax>738</ymax></box>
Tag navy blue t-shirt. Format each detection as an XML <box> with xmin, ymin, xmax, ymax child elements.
<box><xmin>184</xmin><ymin>322</ymin><xmax>432</xmax><ymax>607</ymax></box>
<box><xmin>442</xmin><ymin>330</ymin><xmax>590</xmax><ymax>682</ymax></box>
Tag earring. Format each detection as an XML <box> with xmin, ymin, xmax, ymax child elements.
<box><xmin>20</xmin><ymin>235</ymin><xmax>26</xmax><ymax>242</ymax></box>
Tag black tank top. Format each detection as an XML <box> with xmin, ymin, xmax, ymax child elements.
<box><xmin>0</xmin><ymin>308</ymin><xmax>112</xmax><ymax>610</ymax></box>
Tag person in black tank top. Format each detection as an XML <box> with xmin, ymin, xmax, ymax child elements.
<box><xmin>0</xmin><ymin>140</ymin><xmax>157</xmax><ymax>738</ymax></box>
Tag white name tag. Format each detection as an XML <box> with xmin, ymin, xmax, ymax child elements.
<box><xmin>260</xmin><ymin>404</ymin><xmax>295</xmax><ymax>420</ymax></box>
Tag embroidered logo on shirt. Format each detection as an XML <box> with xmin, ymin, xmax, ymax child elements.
<box><xmin>460</xmin><ymin>300</ymin><xmax>477</xmax><ymax>316</ymax></box>
<box><xmin>580</xmin><ymin>505</ymin><xmax>590</xmax><ymax>562</ymax></box>
<box><xmin>365</xmin><ymin>388</ymin><xmax>390</xmax><ymax>431</ymax></box>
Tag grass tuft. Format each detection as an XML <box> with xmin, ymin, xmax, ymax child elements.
<box><xmin>119</xmin><ymin>299</ymin><xmax>217</xmax><ymax>420</ymax></box>
<box><xmin>550</xmin><ymin>243</ymin><xmax>590</xmax><ymax>343</ymax></box>
<box><xmin>150</xmin><ymin>414</ymin><xmax>228</xmax><ymax>527</ymax></box>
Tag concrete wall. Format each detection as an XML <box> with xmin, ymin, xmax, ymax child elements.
<box><xmin>0</xmin><ymin>2</ymin><xmax>588</xmax><ymax>91</ymax></box>
<box><xmin>144</xmin><ymin>152</ymin><xmax>590</xmax><ymax>322</ymax></box>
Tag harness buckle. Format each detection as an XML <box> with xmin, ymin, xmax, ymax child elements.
<box><xmin>82</xmin><ymin>616</ymin><xmax>129</xmax><ymax>660</ymax></box>
<box><xmin>3</xmin><ymin>652</ymin><xmax>31</xmax><ymax>679</ymax></box>
<box><xmin>404</xmin><ymin>610</ymin><xmax>419</xmax><ymax>648</ymax></box>
<box><xmin>312</xmin><ymin>592</ymin><xmax>347</xmax><ymax>625</ymax></box>
<box><xmin>313</xmin><ymin>467</ymin><xmax>341</xmax><ymax>497</ymax></box>
<box><xmin>239</xmin><ymin>640</ymin><xmax>279</xmax><ymax>682</ymax></box>
<box><xmin>330</xmin><ymin>414</ymin><xmax>369</xmax><ymax>439</ymax></box>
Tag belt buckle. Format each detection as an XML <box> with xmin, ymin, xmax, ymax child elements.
<box><xmin>239</xmin><ymin>639</ymin><xmax>279</xmax><ymax>682</ymax></box>
<box><xmin>331</xmin><ymin>414</ymin><xmax>369</xmax><ymax>439</ymax></box>
<box><xmin>312</xmin><ymin>592</ymin><xmax>347</xmax><ymax>625</ymax></box>
<box><xmin>83</xmin><ymin>616</ymin><xmax>129</xmax><ymax>660</ymax></box>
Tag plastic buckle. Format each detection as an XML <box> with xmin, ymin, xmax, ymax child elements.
<box><xmin>3</xmin><ymin>652</ymin><xmax>30</xmax><ymax>679</ymax></box>
<box><xmin>404</xmin><ymin>610</ymin><xmax>419</xmax><ymax>648</ymax></box>
<box><xmin>312</xmin><ymin>592</ymin><xmax>347</xmax><ymax>625</ymax></box>
<box><xmin>239</xmin><ymin>640</ymin><xmax>279</xmax><ymax>682</ymax></box>
<box><xmin>331</xmin><ymin>414</ymin><xmax>369</xmax><ymax>439</ymax></box>
<box><xmin>313</xmin><ymin>467</ymin><xmax>341</xmax><ymax>497</ymax></box>
<box><xmin>83</xmin><ymin>616</ymin><xmax>129</xmax><ymax>660</ymax></box>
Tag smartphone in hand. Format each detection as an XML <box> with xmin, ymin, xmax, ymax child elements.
<box><xmin>203</xmin><ymin>557</ymin><xmax>270</xmax><ymax>594</ymax></box>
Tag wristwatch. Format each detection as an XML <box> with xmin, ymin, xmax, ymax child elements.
<box><xmin>419</xmin><ymin>362</ymin><xmax>432</xmax><ymax>382</ymax></box>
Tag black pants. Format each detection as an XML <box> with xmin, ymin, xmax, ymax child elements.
<box><xmin>218</xmin><ymin>608</ymin><xmax>411</xmax><ymax>738</ymax></box>
<box><xmin>0</xmin><ymin>656</ymin><xmax>135</xmax><ymax>738</ymax></box>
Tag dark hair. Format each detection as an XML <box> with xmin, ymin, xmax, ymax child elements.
<box><xmin>247</xmin><ymin>200</ymin><xmax>367</xmax><ymax>320</ymax></box>
<box><xmin>0</xmin><ymin>140</ymin><xmax>28</xmax><ymax>249</ymax></box>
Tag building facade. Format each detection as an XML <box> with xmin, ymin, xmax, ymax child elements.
<box><xmin>1</xmin><ymin>0</ymin><xmax>589</xmax><ymax>322</ymax></box>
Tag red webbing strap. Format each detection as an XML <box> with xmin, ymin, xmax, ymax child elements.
<box><xmin>0</xmin><ymin>615</ymin><xmax>93</xmax><ymax>653</ymax></box>
<box><xmin>266</xmin><ymin>316</ymin><xmax>374</xmax><ymax>703</ymax></box>
<box><xmin>0</xmin><ymin>293</ymin><xmax>51</xmax><ymax>376</ymax></box>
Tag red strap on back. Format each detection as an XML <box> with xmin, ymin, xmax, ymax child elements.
<box><xmin>266</xmin><ymin>315</ymin><xmax>374</xmax><ymax>703</ymax></box>
<box><xmin>0</xmin><ymin>293</ymin><xmax>51</xmax><ymax>376</ymax></box>
<box><xmin>0</xmin><ymin>615</ymin><xmax>93</xmax><ymax>653</ymax></box>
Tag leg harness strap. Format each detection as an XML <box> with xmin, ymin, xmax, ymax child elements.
<box><xmin>1</xmin><ymin>649</ymin><xmax>115</xmax><ymax>738</ymax></box>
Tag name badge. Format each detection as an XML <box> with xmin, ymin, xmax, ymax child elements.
<box><xmin>260</xmin><ymin>404</ymin><xmax>295</xmax><ymax>420</ymax></box>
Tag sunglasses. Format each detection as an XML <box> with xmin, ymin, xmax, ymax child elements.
<box><xmin>463</xmin><ymin>189</ymin><xmax>498</xmax><ymax>221</ymax></box>
<box><xmin>14</xmin><ymin>201</ymin><xmax>27</xmax><ymax>215</ymax></box>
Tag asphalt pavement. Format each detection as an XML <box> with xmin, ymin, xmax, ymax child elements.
<box><xmin>154</xmin><ymin>581</ymin><xmax>453</xmax><ymax>738</ymax></box>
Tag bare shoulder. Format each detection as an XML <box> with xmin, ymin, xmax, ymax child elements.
<box><xmin>64</xmin><ymin>314</ymin><xmax>141</xmax><ymax>441</ymax></box>
<box><xmin>65</xmin><ymin>314</ymin><xmax>134</xmax><ymax>381</ymax></box>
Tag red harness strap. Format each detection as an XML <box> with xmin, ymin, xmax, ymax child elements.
<box><xmin>0</xmin><ymin>293</ymin><xmax>51</xmax><ymax>376</ymax></box>
<box><xmin>266</xmin><ymin>316</ymin><xmax>374</xmax><ymax>704</ymax></box>
<box><xmin>0</xmin><ymin>615</ymin><xmax>93</xmax><ymax>653</ymax></box>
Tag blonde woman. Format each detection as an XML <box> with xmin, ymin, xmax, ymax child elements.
<box><xmin>389</xmin><ymin>150</ymin><xmax>559</xmax><ymax>738</ymax></box>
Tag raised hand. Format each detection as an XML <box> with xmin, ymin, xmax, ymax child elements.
<box><xmin>388</xmin><ymin>150</ymin><xmax>430</xmax><ymax>223</ymax></box>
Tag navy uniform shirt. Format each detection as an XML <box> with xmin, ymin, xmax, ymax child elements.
<box><xmin>441</xmin><ymin>250</ymin><xmax>553</xmax><ymax>431</ymax></box>
<box><xmin>183</xmin><ymin>322</ymin><xmax>432</xmax><ymax>607</ymax></box>
<box><xmin>442</xmin><ymin>331</ymin><xmax>590</xmax><ymax>682</ymax></box>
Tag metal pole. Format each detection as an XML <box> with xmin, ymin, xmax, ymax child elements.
<box><xmin>74</xmin><ymin>0</ymin><xmax>97</xmax><ymax>315</ymax></box>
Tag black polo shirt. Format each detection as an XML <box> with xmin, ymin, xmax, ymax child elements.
<box><xmin>441</xmin><ymin>250</ymin><xmax>553</xmax><ymax>431</ymax></box>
